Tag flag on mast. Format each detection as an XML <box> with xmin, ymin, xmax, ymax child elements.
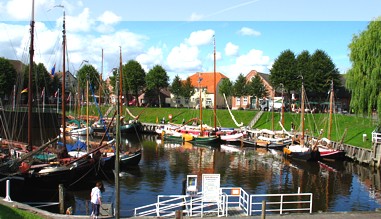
<box><xmin>51</xmin><ymin>63</ymin><xmax>56</xmax><ymax>75</ymax></box>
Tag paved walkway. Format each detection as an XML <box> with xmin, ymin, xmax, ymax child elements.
<box><xmin>1</xmin><ymin>196</ymin><xmax>380</xmax><ymax>219</ymax></box>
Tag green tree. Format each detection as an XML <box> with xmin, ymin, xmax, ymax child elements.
<box><xmin>310</xmin><ymin>49</ymin><xmax>341</xmax><ymax>96</ymax></box>
<box><xmin>218</xmin><ymin>78</ymin><xmax>233</xmax><ymax>107</ymax></box>
<box><xmin>347</xmin><ymin>18</ymin><xmax>381</xmax><ymax>117</ymax></box>
<box><xmin>233</xmin><ymin>73</ymin><xmax>249</xmax><ymax>108</ymax></box>
<box><xmin>124</xmin><ymin>60</ymin><xmax>146</xmax><ymax>106</ymax></box>
<box><xmin>169</xmin><ymin>75</ymin><xmax>183</xmax><ymax>107</ymax></box>
<box><xmin>247</xmin><ymin>75</ymin><xmax>268</xmax><ymax>109</ymax></box>
<box><xmin>23</xmin><ymin>62</ymin><xmax>53</xmax><ymax>98</ymax></box>
<box><xmin>0</xmin><ymin>58</ymin><xmax>17</xmax><ymax>98</ymax></box>
<box><xmin>146</xmin><ymin>65</ymin><xmax>169</xmax><ymax>108</ymax></box>
<box><xmin>77</xmin><ymin>64</ymin><xmax>100</xmax><ymax>96</ymax></box>
<box><xmin>270</xmin><ymin>50</ymin><xmax>298</xmax><ymax>95</ymax></box>
<box><xmin>296</xmin><ymin>50</ymin><xmax>312</xmax><ymax>92</ymax></box>
<box><xmin>181</xmin><ymin>77</ymin><xmax>195</xmax><ymax>108</ymax></box>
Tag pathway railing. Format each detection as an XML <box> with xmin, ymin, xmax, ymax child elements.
<box><xmin>134</xmin><ymin>187</ymin><xmax>312</xmax><ymax>217</ymax></box>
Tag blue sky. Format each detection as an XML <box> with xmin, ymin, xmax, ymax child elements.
<box><xmin>0</xmin><ymin>0</ymin><xmax>378</xmax><ymax>81</ymax></box>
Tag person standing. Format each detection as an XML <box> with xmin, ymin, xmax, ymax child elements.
<box><xmin>91</xmin><ymin>181</ymin><xmax>103</xmax><ymax>219</ymax></box>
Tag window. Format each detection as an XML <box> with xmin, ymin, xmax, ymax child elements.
<box><xmin>206</xmin><ymin>98</ymin><xmax>212</xmax><ymax>107</ymax></box>
<box><xmin>243</xmin><ymin>97</ymin><xmax>248</xmax><ymax>105</ymax></box>
<box><xmin>185</xmin><ymin>98</ymin><xmax>189</xmax><ymax>104</ymax></box>
<box><xmin>176</xmin><ymin>98</ymin><xmax>181</xmax><ymax>104</ymax></box>
<box><xmin>236</xmin><ymin>97</ymin><xmax>241</xmax><ymax>105</ymax></box>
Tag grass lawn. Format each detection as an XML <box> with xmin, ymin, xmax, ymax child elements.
<box><xmin>73</xmin><ymin>105</ymin><xmax>378</xmax><ymax>149</ymax></box>
<box><xmin>0</xmin><ymin>204</ymin><xmax>45</xmax><ymax>219</ymax></box>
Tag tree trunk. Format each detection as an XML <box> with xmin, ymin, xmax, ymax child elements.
<box><xmin>158</xmin><ymin>89</ymin><xmax>162</xmax><ymax>108</ymax></box>
<box><xmin>135</xmin><ymin>94</ymin><xmax>139</xmax><ymax>106</ymax></box>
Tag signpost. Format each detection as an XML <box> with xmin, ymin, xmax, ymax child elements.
<box><xmin>202</xmin><ymin>174</ymin><xmax>220</xmax><ymax>202</ymax></box>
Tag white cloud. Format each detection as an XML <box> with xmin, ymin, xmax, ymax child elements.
<box><xmin>65</xmin><ymin>8</ymin><xmax>93</xmax><ymax>32</ymax></box>
<box><xmin>218</xmin><ymin>49</ymin><xmax>271</xmax><ymax>81</ymax></box>
<box><xmin>207</xmin><ymin>51</ymin><xmax>222</xmax><ymax>61</ymax></box>
<box><xmin>189</xmin><ymin>13</ymin><xmax>204</xmax><ymax>21</ymax></box>
<box><xmin>167</xmin><ymin>43</ymin><xmax>202</xmax><ymax>72</ymax></box>
<box><xmin>186</xmin><ymin>29</ymin><xmax>215</xmax><ymax>46</ymax></box>
<box><xmin>6</xmin><ymin>0</ymin><xmax>56</xmax><ymax>20</ymax></box>
<box><xmin>97</xmin><ymin>11</ymin><xmax>121</xmax><ymax>25</ymax></box>
<box><xmin>225</xmin><ymin>42</ymin><xmax>239</xmax><ymax>56</ymax></box>
<box><xmin>238</xmin><ymin>27</ymin><xmax>261</xmax><ymax>36</ymax></box>
<box><xmin>136</xmin><ymin>47</ymin><xmax>163</xmax><ymax>72</ymax></box>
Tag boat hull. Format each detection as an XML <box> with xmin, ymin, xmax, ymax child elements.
<box><xmin>120</xmin><ymin>149</ymin><xmax>142</xmax><ymax>167</ymax></box>
<box><xmin>319</xmin><ymin>149</ymin><xmax>346</xmax><ymax>160</ymax></box>
<box><xmin>284</xmin><ymin>146</ymin><xmax>320</xmax><ymax>161</ymax></box>
<box><xmin>120</xmin><ymin>122</ymin><xmax>143</xmax><ymax>134</ymax></box>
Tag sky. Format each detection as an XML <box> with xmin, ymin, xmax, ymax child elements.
<box><xmin>0</xmin><ymin>0</ymin><xmax>379</xmax><ymax>82</ymax></box>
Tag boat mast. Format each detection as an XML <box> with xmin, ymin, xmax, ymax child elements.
<box><xmin>115</xmin><ymin>76</ymin><xmax>121</xmax><ymax>219</ymax></box>
<box><xmin>86</xmin><ymin>78</ymin><xmax>89</xmax><ymax>153</ymax></box>
<box><xmin>199</xmin><ymin>72</ymin><xmax>203</xmax><ymax>136</ymax></box>
<box><xmin>100</xmin><ymin>48</ymin><xmax>103</xmax><ymax>106</ymax></box>
<box><xmin>213</xmin><ymin>35</ymin><xmax>217</xmax><ymax>131</ymax></box>
<box><xmin>27</xmin><ymin>0</ymin><xmax>35</xmax><ymax>151</ymax></box>
<box><xmin>280</xmin><ymin>83</ymin><xmax>284</xmax><ymax>127</ymax></box>
<box><xmin>301</xmin><ymin>77</ymin><xmax>305</xmax><ymax>146</ymax></box>
<box><xmin>62</xmin><ymin>9</ymin><xmax>66</xmax><ymax>148</ymax></box>
<box><xmin>272</xmin><ymin>88</ymin><xmax>275</xmax><ymax>131</ymax></box>
<box><xmin>328</xmin><ymin>80</ymin><xmax>334</xmax><ymax>140</ymax></box>
<box><xmin>119</xmin><ymin>47</ymin><xmax>123</xmax><ymax>115</ymax></box>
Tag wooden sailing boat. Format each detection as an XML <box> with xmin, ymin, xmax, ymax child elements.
<box><xmin>283</xmin><ymin>77</ymin><xmax>320</xmax><ymax>161</ymax></box>
<box><xmin>243</xmin><ymin>85</ymin><xmax>292</xmax><ymax>148</ymax></box>
<box><xmin>313</xmin><ymin>80</ymin><xmax>346</xmax><ymax>160</ymax></box>
<box><xmin>161</xmin><ymin>37</ymin><xmax>220</xmax><ymax>145</ymax></box>
<box><xmin>255</xmin><ymin>87</ymin><xmax>293</xmax><ymax>148</ymax></box>
<box><xmin>117</xmin><ymin>47</ymin><xmax>143</xmax><ymax>134</ymax></box>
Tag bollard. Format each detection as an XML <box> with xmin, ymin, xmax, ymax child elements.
<box><xmin>59</xmin><ymin>184</ymin><xmax>65</xmax><ymax>214</ymax></box>
<box><xmin>3</xmin><ymin>180</ymin><xmax>12</xmax><ymax>202</ymax></box>
<box><xmin>261</xmin><ymin>200</ymin><xmax>266</xmax><ymax>219</ymax></box>
<box><xmin>175</xmin><ymin>210</ymin><xmax>183</xmax><ymax>219</ymax></box>
<box><xmin>363</xmin><ymin>134</ymin><xmax>367</xmax><ymax>142</ymax></box>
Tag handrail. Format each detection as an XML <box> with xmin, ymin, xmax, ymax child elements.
<box><xmin>134</xmin><ymin>187</ymin><xmax>312</xmax><ymax>217</ymax></box>
<box><xmin>249</xmin><ymin>192</ymin><xmax>313</xmax><ymax>215</ymax></box>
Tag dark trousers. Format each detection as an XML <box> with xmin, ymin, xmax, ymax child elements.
<box><xmin>92</xmin><ymin>203</ymin><xmax>100</xmax><ymax>216</ymax></box>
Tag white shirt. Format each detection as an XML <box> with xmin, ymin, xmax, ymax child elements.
<box><xmin>91</xmin><ymin>187</ymin><xmax>101</xmax><ymax>204</ymax></box>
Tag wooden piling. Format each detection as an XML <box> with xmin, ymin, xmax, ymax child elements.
<box><xmin>261</xmin><ymin>200</ymin><xmax>266</xmax><ymax>219</ymax></box>
<box><xmin>59</xmin><ymin>184</ymin><xmax>64</xmax><ymax>214</ymax></box>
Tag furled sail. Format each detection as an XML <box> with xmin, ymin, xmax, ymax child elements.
<box><xmin>223</xmin><ymin>93</ymin><xmax>243</xmax><ymax>127</ymax></box>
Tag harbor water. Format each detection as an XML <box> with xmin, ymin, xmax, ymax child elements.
<box><xmin>2</xmin><ymin>133</ymin><xmax>381</xmax><ymax>217</ymax></box>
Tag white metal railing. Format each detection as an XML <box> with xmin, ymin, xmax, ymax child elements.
<box><xmin>249</xmin><ymin>190</ymin><xmax>313</xmax><ymax>215</ymax></box>
<box><xmin>220</xmin><ymin>187</ymin><xmax>250</xmax><ymax>215</ymax></box>
<box><xmin>134</xmin><ymin>192</ymin><xmax>227</xmax><ymax>217</ymax></box>
<box><xmin>372</xmin><ymin>131</ymin><xmax>381</xmax><ymax>144</ymax></box>
<box><xmin>134</xmin><ymin>187</ymin><xmax>313</xmax><ymax>217</ymax></box>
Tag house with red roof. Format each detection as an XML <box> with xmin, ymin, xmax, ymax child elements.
<box><xmin>169</xmin><ymin>72</ymin><xmax>228</xmax><ymax>108</ymax></box>
<box><xmin>231</xmin><ymin>70</ymin><xmax>276</xmax><ymax>110</ymax></box>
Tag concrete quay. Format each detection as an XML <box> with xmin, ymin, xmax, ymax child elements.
<box><xmin>1</xmin><ymin>196</ymin><xmax>381</xmax><ymax>219</ymax></box>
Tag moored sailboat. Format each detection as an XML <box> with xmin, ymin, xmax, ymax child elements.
<box><xmin>311</xmin><ymin>80</ymin><xmax>346</xmax><ymax>160</ymax></box>
<box><xmin>283</xmin><ymin>77</ymin><xmax>320</xmax><ymax>161</ymax></box>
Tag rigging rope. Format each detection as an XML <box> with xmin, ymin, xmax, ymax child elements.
<box><xmin>223</xmin><ymin>93</ymin><xmax>243</xmax><ymax>127</ymax></box>
<box><xmin>278</xmin><ymin>121</ymin><xmax>293</xmax><ymax>137</ymax></box>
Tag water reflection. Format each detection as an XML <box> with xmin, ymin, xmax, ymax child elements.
<box><xmin>4</xmin><ymin>134</ymin><xmax>380</xmax><ymax>217</ymax></box>
<box><xmin>74</xmin><ymin>134</ymin><xmax>381</xmax><ymax>216</ymax></box>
